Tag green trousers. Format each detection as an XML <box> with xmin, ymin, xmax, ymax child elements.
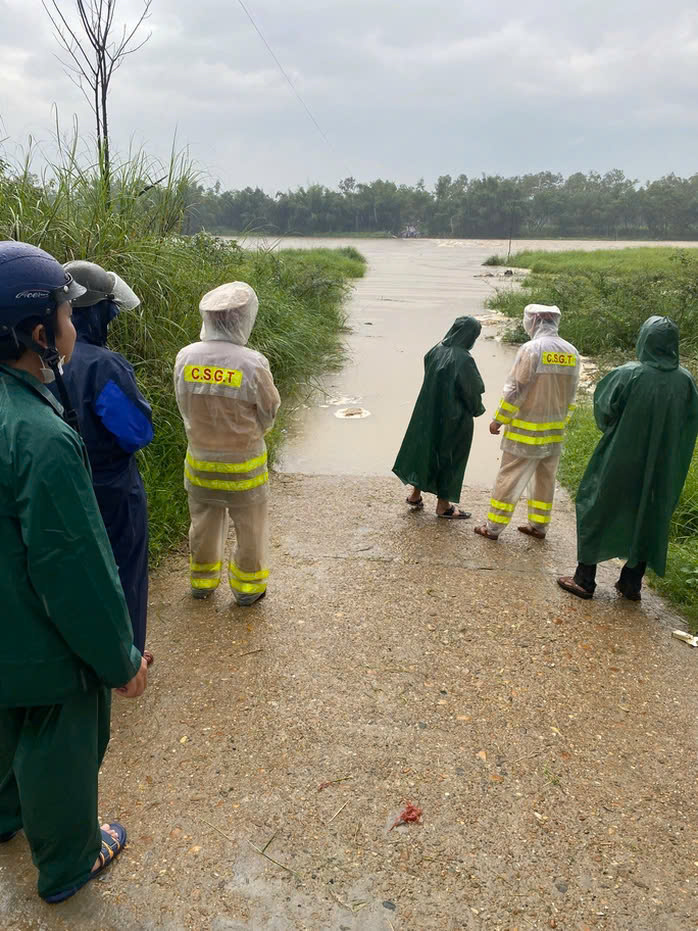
<box><xmin>0</xmin><ymin>686</ymin><xmax>111</xmax><ymax>899</ymax></box>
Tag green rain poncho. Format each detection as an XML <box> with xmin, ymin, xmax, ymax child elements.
<box><xmin>393</xmin><ymin>316</ymin><xmax>485</xmax><ymax>502</ymax></box>
<box><xmin>576</xmin><ymin>316</ymin><xmax>698</xmax><ymax>575</ymax></box>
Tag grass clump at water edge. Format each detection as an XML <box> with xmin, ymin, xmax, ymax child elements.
<box><xmin>486</xmin><ymin>246</ymin><xmax>698</xmax><ymax>356</ymax></box>
<box><xmin>0</xmin><ymin>147</ymin><xmax>364</xmax><ymax>562</ymax></box>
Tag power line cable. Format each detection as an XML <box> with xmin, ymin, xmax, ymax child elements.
<box><xmin>236</xmin><ymin>0</ymin><xmax>333</xmax><ymax>150</ymax></box>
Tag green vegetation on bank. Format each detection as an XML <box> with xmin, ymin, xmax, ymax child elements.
<box><xmin>0</xmin><ymin>151</ymin><xmax>365</xmax><ymax>561</ymax></box>
<box><xmin>487</xmin><ymin>247</ymin><xmax>698</xmax><ymax>356</ymax></box>
<box><xmin>185</xmin><ymin>170</ymin><xmax>698</xmax><ymax>240</ymax></box>
<box><xmin>505</xmin><ymin>246</ymin><xmax>697</xmax><ymax>277</ymax></box>
<box><xmin>494</xmin><ymin>247</ymin><xmax>698</xmax><ymax>629</ymax></box>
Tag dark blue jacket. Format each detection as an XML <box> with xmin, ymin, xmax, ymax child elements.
<box><xmin>56</xmin><ymin>300</ymin><xmax>153</xmax><ymax>479</ymax></box>
<box><xmin>50</xmin><ymin>300</ymin><xmax>153</xmax><ymax>653</ymax></box>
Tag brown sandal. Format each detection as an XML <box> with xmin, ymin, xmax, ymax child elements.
<box><xmin>438</xmin><ymin>506</ymin><xmax>471</xmax><ymax>520</ymax></box>
<box><xmin>557</xmin><ymin>576</ymin><xmax>593</xmax><ymax>600</ymax></box>
<box><xmin>473</xmin><ymin>525</ymin><xmax>498</xmax><ymax>540</ymax></box>
<box><xmin>518</xmin><ymin>525</ymin><xmax>546</xmax><ymax>540</ymax></box>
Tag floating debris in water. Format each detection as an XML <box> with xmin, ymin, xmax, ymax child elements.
<box><xmin>336</xmin><ymin>407</ymin><xmax>371</xmax><ymax>419</ymax></box>
<box><xmin>326</xmin><ymin>395</ymin><xmax>361</xmax><ymax>407</ymax></box>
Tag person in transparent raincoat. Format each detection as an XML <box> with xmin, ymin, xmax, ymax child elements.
<box><xmin>174</xmin><ymin>282</ymin><xmax>280</xmax><ymax>605</ymax></box>
<box><xmin>474</xmin><ymin>304</ymin><xmax>579</xmax><ymax>541</ymax></box>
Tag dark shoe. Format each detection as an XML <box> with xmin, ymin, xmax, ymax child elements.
<box><xmin>518</xmin><ymin>525</ymin><xmax>546</xmax><ymax>540</ymax></box>
<box><xmin>437</xmin><ymin>506</ymin><xmax>471</xmax><ymax>520</ymax></box>
<box><xmin>557</xmin><ymin>576</ymin><xmax>593</xmax><ymax>600</ymax></box>
<box><xmin>0</xmin><ymin>830</ymin><xmax>19</xmax><ymax>843</ymax></box>
<box><xmin>615</xmin><ymin>582</ymin><xmax>641</xmax><ymax>602</ymax></box>
<box><xmin>235</xmin><ymin>590</ymin><xmax>267</xmax><ymax>608</ymax></box>
<box><xmin>474</xmin><ymin>525</ymin><xmax>498</xmax><ymax>540</ymax></box>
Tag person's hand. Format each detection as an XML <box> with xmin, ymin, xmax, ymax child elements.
<box><xmin>489</xmin><ymin>420</ymin><xmax>502</xmax><ymax>435</ymax></box>
<box><xmin>116</xmin><ymin>657</ymin><xmax>148</xmax><ymax>698</ymax></box>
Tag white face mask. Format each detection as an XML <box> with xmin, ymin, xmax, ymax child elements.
<box><xmin>39</xmin><ymin>356</ymin><xmax>65</xmax><ymax>384</ymax></box>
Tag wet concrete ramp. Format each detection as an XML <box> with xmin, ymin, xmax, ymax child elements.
<box><xmin>3</xmin><ymin>476</ymin><xmax>696</xmax><ymax>930</ymax></box>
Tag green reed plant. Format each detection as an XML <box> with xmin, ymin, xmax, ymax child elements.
<box><xmin>0</xmin><ymin>144</ymin><xmax>363</xmax><ymax>561</ymax></box>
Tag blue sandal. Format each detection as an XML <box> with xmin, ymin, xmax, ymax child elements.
<box><xmin>43</xmin><ymin>823</ymin><xmax>127</xmax><ymax>904</ymax></box>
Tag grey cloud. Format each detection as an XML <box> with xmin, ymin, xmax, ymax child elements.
<box><xmin>1</xmin><ymin>0</ymin><xmax>698</xmax><ymax>189</ymax></box>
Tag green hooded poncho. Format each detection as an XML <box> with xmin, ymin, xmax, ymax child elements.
<box><xmin>392</xmin><ymin>316</ymin><xmax>486</xmax><ymax>502</ymax></box>
<box><xmin>576</xmin><ymin>316</ymin><xmax>698</xmax><ymax>575</ymax></box>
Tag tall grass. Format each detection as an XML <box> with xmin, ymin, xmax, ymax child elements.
<box><xmin>487</xmin><ymin>247</ymin><xmax>698</xmax><ymax>356</ymax></box>
<box><xmin>0</xmin><ymin>143</ymin><xmax>365</xmax><ymax>561</ymax></box>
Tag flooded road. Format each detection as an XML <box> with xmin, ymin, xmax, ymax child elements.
<box><xmin>275</xmin><ymin>236</ymin><xmax>519</xmax><ymax>487</ymax></box>
<box><xmin>264</xmin><ymin>235</ymin><xmax>695</xmax><ymax>487</ymax></box>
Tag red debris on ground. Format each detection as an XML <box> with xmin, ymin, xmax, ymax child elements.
<box><xmin>390</xmin><ymin>803</ymin><xmax>423</xmax><ymax>830</ymax></box>
<box><xmin>318</xmin><ymin>781</ymin><xmax>333</xmax><ymax>791</ymax></box>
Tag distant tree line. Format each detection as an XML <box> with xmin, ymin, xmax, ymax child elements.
<box><xmin>182</xmin><ymin>171</ymin><xmax>698</xmax><ymax>240</ymax></box>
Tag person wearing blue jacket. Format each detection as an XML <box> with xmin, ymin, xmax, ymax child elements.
<box><xmin>56</xmin><ymin>261</ymin><xmax>154</xmax><ymax>664</ymax></box>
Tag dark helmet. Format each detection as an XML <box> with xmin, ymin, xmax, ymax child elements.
<box><xmin>0</xmin><ymin>241</ymin><xmax>85</xmax><ymax>433</ymax></box>
<box><xmin>64</xmin><ymin>259</ymin><xmax>139</xmax><ymax>310</ymax></box>
<box><xmin>0</xmin><ymin>241</ymin><xmax>85</xmax><ymax>336</ymax></box>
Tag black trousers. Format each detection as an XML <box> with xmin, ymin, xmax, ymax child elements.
<box><xmin>574</xmin><ymin>561</ymin><xmax>647</xmax><ymax>595</ymax></box>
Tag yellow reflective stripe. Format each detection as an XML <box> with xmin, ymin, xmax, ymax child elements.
<box><xmin>185</xmin><ymin>466</ymin><xmax>269</xmax><ymax>492</ymax></box>
<box><xmin>528</xmin><ymin>499</ymin><xmax>552</xmax><ymax>511</ymax></box>
<box><xmin>190</xmin><ymin>559</ymin><xmax>222</xmax><ymax>572</ymax></box>
<box><xmin>499</xmin><ymin>399</ymin><xmax>519</xmax><ymax>414</ymax></box>
<box><xmin>191</xmin><ymin>578</ymin><xmax>220</xmax><ymax>589</ymax></box>
<box><xmin>494</xmin><ymin>413</ymin><xmax>512</xmax><ymax>425</ymax></box>
<box><xmin>186</xmin><ymin>451</ymin><xmax>267</xmax><ymax>474</ymax></box>
<box><xmin>490</xmin><ymin>498</ymin><xmax>514</xmax><ymax>512</ymax></box>
<box><xmin>504</xmin><ymin>431</ymin><xmax>564</xmax><ymax>446</ymax></box>
<box><xmin>229</xmin><ymin>563</ymin><xmax>270</xmax><ymax>582</ymax></box>
<box><xmin>528</xmin><ymin>513</ymin><xmax>551</xmax><ymax>524</ymax></box>
<box><xmin>487</xmin><ymin>512</ymin><xmax>511</xmax><ymax>524</ymax></box>
<box><xmin>511</xmin><ymin>418</ymin><xmax>566</xmax><ymax>431</ymax></box>
<box><xmin>228</xmin><ymin>575</ymin><xmax>267</xmax><ymax>595</ymax></box>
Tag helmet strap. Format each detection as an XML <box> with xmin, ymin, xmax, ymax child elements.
<box><xmin>29</xmin><ymin>316</ymin><xmax>81</xmax><ymax>434</ymax></box>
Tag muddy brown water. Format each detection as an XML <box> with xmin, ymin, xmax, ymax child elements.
<box><xmin>274</xmin><ymin>237</ymin><xmax>516</xmax><ymax>486</ymax></box>
<box><xmin>271</xmin><ymin>237</ymin><xmax>698</xmax><ymax>487</ymax></box>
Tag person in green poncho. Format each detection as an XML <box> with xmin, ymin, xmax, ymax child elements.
<box><xmin>393</xmin><ymin>316</ymin><xmax>486</xmax><ymax>518</ymax></box>
<box><xmin>558</xmin><ymin>316</ymin><xmax>698</xmax><ymax>601</ymax></box>
<box><xmin>0</xmin><ymin>242</ymin><xmax>147</xmax><ymax>904</ymax></box>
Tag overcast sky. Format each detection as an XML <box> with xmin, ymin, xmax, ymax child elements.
<box><xmin>1</xmin><ymin>0</ymin><xmax>697</xmax><ymax>191</ymax></box>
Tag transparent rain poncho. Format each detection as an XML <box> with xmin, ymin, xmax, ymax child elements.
<box><xmin>174</xmin><ymin>282</ymin><xmax>281</xmax><ymax>501</ymax></box>
<box><xmin>174</xmin><ymin>283</ymin><xmax>281</xmax><ymax>602</ymax></box>
<box><xmin>493</xmin><ymin>304</ymin><xmax>580</xmax><ymax>460</ymax></box>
